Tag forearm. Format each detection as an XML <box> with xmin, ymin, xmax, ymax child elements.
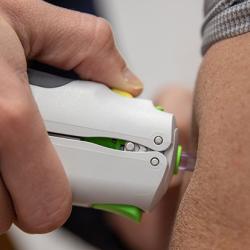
<box><xmin>171</xmin><ymin>33</ymin><xmax>250</xmax><ymax>249</ymax></box>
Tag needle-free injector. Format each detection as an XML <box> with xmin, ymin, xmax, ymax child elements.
<box><xmin>28</xmin><ymin>69</ymin><xmax>195</xmax><ymax>223</ymax></box>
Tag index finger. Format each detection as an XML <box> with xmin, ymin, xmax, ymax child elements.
<box><xmin>0</xmin><ymin>60</ymin><xmax>72</xmax><ymax>233</ymax></box>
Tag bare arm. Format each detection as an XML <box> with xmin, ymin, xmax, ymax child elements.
<box><xmin>171</xmin><ymin>32</ymin><xmax>250</xmax><ymax>249</ymax></box>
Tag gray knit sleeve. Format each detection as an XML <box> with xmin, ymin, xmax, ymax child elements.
<box><xmin>202</xmin><ymin>0</ymin><xmax>250</xmax><ymax>55</ymax></box>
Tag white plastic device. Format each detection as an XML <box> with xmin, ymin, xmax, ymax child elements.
<box><xmin>28</xmin><ymin>69</ymin><xmax>180</xmax><ymax>222</ymax></box>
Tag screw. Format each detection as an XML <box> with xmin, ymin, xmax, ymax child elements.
<box><xmin>154</xmin><ymin>136</ymin><xmax>163</xmax><ymax>145</ymax></box>
<box><xmin>150</xmin><ymin>157</ymin><xmax>159</xmax><ymax>167</ymax></box>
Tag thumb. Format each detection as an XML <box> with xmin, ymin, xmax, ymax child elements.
<box><xmin>15</xmin><ymin>0</ymin><xmax>143</xmax><ymax>96</ymax></box>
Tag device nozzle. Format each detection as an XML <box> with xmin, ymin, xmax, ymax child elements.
<box><xmin>178</xmin><ymin>152</ymin><xmax>196</xmax><ymax>172</ymax></box>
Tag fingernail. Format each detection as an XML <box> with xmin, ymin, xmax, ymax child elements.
<box><xmin>122</xmin><ymin>68</ymin><xmax>143</xmax><ymax>91</ymax></box>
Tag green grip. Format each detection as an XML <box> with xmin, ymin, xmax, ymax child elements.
<box><xmin>174</xmin><ymin>145</ymin><xmax>182</xmax><ymax>175</ymax></box>
<box><xmin>92</xmin><ymin>204</ymin><xmax>143</xmax><ymax>223</ymax></box>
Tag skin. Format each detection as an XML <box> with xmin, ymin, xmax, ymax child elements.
<box><xmin>171</xmin><ymin>33</ymin><xmax>250</xmax><ymax>249</ymax></box>
<box><xmin>0</xmin><ymin>234</ymin><xmax>15</xmax><ymax>250</ymax></box>
<box><xmin>0</xmin><ymin>0</ymin><xmax>142</xmax><ymax>234</ymax></box>
<box><xmin>108</xmin><ymin>86</ymin><xmax>193</xmax><ymax>250</ymax></box>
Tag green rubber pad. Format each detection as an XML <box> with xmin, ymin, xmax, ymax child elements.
<box><xmin>155</xmin><ymin>105</ymin><xmax>165</xmax><ymax>112</ymax></box>
<box><xmin>174</xmin><ymin>145</ymin><xmax>182</xmax><ymax>175</ymax></box>
<box><xmin>92</xmin><ymin>204</ymin><xmax>143</xmax><ymax>223</ymax></box>
<box><xmin>81</xmin><ymin>137</ymin><xmax>125</xmax><ymax>150</ymax></box>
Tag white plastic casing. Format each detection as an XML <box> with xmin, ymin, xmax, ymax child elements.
<box><xmin>31</xmin><ymin>78</ymin><xmax>178</xmax><ymax>211</ymax></box>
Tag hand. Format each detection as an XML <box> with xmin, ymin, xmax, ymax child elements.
<box><xmin>107</xmin><ymin>86</ymin><xmax>192</xmax><ymax>250</ymax></box>
<box><xmin>0</xmin><ymin>0</ymin><xmax>142</xmax><ymax>234</ymax></box>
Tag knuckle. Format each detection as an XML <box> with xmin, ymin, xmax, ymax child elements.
<box><xmin>0</xmin><ymin>100</ymin><xmax>30</xmax><ymax>132</ymax></box>
<box><xmin>0</xmin><ymin>99</ymin><xmax>33</xmax><ymax>146</ymax></box>
<box><xmin>91</xmin><ymin>17</ymin><xmax>114</xmax><ymax>53</ymax></box>
<box><xmin>0</xmin><ymin>0</ymin><xmax>24</xmax><ymax>27</ymax></box>
<box><xmin>96</xmin><ymin>17</ymin><xmax>113</xmax><ymax>41</ymax></box>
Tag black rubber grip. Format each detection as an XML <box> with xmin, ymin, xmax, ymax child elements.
<box><xmin>28</xmin><ymin>68</ymin><xmax>73</xmax><ymax>88</ymax></box>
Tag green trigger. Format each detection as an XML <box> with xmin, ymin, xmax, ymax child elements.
<box><xmin>155</xmin><ymin>105</ymin><xmax>165</xmax><ymax>112</ymax></box>
<box><xmin>81</xmin><ymin>137</ymin><xmax>125</xmax><ymax>150</ymax></box>
<box><xmin>92</xmin><ymin>204</ymin><xmax>143</xmax><ymax>222</ymax></box>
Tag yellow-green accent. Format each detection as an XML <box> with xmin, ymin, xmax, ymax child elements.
<box><xmin>112</xmin><ymin>89</ymin><xmax>133</xmax><ymax>98</ymax></box>
<box><xmin>155</xmin><ymin>105</ymin><xmax>165</xmax><ymax>112</ymax></box>
<box><xmin>92</xmin><ymin>204</ymin><xmax>142</xmax><ymax>223</ymax></box>
<box><xmin>81</xmin><ymin>137</ymin><xmax>125</xmax><ymax>150</ymax></box>
<box><xmin>174</xmin><ymin>145</ymin><xmax>182</xmax><ymax>175</ymax></box>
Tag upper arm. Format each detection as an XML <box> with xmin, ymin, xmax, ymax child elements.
<box><xmin>170</xmin><ymin>33</ymin><xmax>250</xmax><ymax>249</ymax></box>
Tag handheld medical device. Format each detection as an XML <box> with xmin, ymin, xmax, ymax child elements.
<box><xmin>28</xmin><ymin>69</ymin><xmax>194</xmax><ymax>222</ymax></box>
